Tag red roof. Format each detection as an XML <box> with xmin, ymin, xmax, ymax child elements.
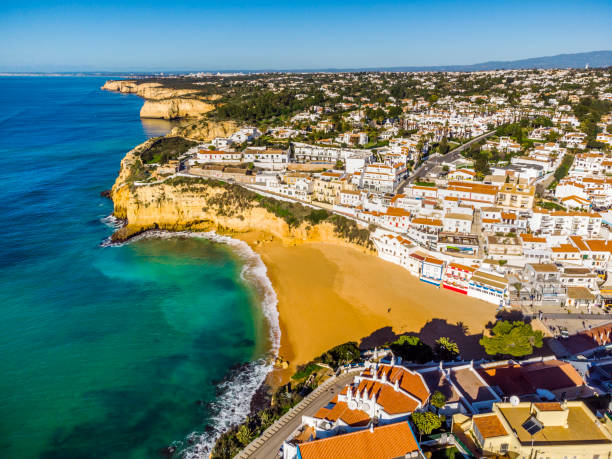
<box><xmin>478</xmin><ymin>360</ymin><xmax>585</xmax><ymax>396</ymax></box>
<box><xmin>297</xmin><ymin>421</ymin><xmax>419</xmax><ymax>459</ymax></box>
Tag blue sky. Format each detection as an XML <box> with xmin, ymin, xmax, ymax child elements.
<box><xmin>1</xmin><ymin>0</ymin><xmax>611</xmax><ymax>71</ymax></box>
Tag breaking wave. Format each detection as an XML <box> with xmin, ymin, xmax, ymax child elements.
<box><xmin>100</xmin><ymin>226</ymin><xmax>280</xmax><ymax>457</ymax></box>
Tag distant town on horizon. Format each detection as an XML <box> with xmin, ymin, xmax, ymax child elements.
<box><xmin>2</xmin><ymin>50</ymin><xmax>612</xmax><ymax>76</ymax></box>
<box><xmin>3</xmin><ymin>0</ymin><xmax>612</xmax><ymax>455</ymax></box>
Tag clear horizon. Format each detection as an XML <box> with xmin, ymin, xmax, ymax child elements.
<box><xmin>1</xmin><ymin>49</ymin><xmax>611</xmax><ymax>74</ymax></box>
<box><xmin>2</xmin><ymin>0</ymin><xmax>612</xmax><ymax>72</ymax></box>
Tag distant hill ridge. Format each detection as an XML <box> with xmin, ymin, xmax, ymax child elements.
<box><xmin>3</xmin><ymin>51</ymin><xmax>611</xmax><ymax>75</ymax></box>
<box><xmin>310</xmin><ymin>51</ymin><xmax>612</xmax><ymax>72</ymax></box>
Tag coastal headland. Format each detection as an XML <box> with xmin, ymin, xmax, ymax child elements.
<box><xmin>110</xmin><ymin>136</ymin><xmax>498</xmax><ymax>383</ymax></box>
<box><xmin>102</xmin><ymin>80</ymin><xmax>219</xmax><ymax>119</ymax></box>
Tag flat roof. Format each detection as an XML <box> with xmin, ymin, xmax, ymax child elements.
<box><xmin>498</xmin><ymin>402</ymin><xmax>612</xmax><ymax>444</ymax></box>
<box><xmin>528</xmin><ymin>263</ymin><xmax>559</xmax><ymax>273</ymax></box>
<box><xmin>567</xmin><ymin>286</ymin><xmax>596</xmax><ymax>300</ymax></box>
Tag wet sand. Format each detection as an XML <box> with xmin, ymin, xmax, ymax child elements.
<box><xmin>249</xmin><ymin>239</ymin><xmax>498</xmax><ymax>378</ymax></box>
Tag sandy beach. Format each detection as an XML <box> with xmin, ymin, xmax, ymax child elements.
<box><xmin>246</xmin><ymin>238</ymin><xmax>498</xmax><ymax>380</ymax></box>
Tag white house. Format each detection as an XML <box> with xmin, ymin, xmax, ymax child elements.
<box><xmin>243</xmin><ymin>147</ymin><xmax>289</xmax><ymax>171</ymax></box>
<box><xmin>443</xmin><ymin>212</ymin><xmax>473</xmax><ymax>233</ymax></box>
<box><xmin>195</xmin><ymin>149</ymin><xmax>242</xmax><ymax>163</ymax></box>
<box><xmin>467</xmin><ymin>270</ymin><xmax>509</xmax><ymax>307</ymax></box>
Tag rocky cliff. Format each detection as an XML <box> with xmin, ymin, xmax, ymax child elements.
<box><xmin>168</xmin><ymin>119</ymin><xmax>238</xmax><ymax>141</ymax></box>
<box><xmin>139</xmin><ymin>99</ymin><xmax>215</xmax><ymax>120</ymax></box>
<box><xmin>102</xmin><ymin>80</ymin><xmax>218</xmax><ymax>119</ymax></box>
<box><xmin>101</xmin><ymin>80</ymin><xmax>199</xmax><ymax>100</ymax></box>
<box><xmin>110</xmin><ymin>141</ymin><xmax>371</xmax><ymax>250</ymax></box>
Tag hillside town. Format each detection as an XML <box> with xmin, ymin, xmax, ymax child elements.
<box><xmin>126</xmin><ymin>68</ymin><xmax>612</xmax><ymax>458</ymax></box>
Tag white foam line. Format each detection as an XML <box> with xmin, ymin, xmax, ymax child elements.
<box><xmin>100</xmin><ymin>225</ymin><xmax>281</xmax><ymax>457</ymax></box>
<box><xmin>100</xmin><ymin>214</ymin><xmax>125</xmax><ymax>230</ymax></box>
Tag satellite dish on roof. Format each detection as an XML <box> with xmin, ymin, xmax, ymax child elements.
<box><xmin>510</xmin><ymin>395</ymin><xmax>520</xmax><ymax>406</ymax></box>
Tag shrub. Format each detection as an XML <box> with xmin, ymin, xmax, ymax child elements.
<box><xmin>138</xmin><ymin>136</ymin><xmax>197</xmax><ymax>164</ymax></box>
<box><xmin>389</xmin><ymin>336</ymin><xmax>434</xmax><ymax>364</ymax></box>
<box><xmin>315</xmin><ymin>342</ymin><xmax>361</xmax><ymax>369</ymax></box>
<box><xmin>291</xmin><ymin>362</ymin><xmax>322</xmax><ymax>380</ymax></box>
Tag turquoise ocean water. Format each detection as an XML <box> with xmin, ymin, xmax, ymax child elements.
<box><xmin>0</xmin><ymin>77</ymin><xmax>274</xmax><ymax>458</ymax></box>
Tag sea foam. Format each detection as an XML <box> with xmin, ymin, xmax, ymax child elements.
<box><xmin>100</xmin><ymin>226</ymin><xmax>280</xmax><ymax>457</ymax></box>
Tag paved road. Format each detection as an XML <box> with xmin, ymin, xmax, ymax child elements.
<box><xmin>407</xmin><ymin>130</ymin><xmax>497</xmax><ymax>185</ymax></box>
<box><xmin>236</xmin><ymin>370</ymin><xmax>361</xmax><ymax>459</ymax></box>
<box><xmin>540</xmin><ymin>312</ymin><xmax>612</xmax><ymax>320</ymax></box>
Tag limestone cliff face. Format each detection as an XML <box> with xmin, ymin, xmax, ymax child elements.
<box><xmin>110</xmin><ymin>143</ymin><xmax>369</xmax><ymax>250</ymax></box>
<box><xmin>102</xmin><ymin>80</ymin><xmax>218</xmax><ymax>119</ymax></box>
<box><xmin>101</xmin><ymin>80</ymin><xmax>199</xmax><ymax>100</ymax></box>
<box><xmin>140</xmin><ymin>99</ymin><xmax>215</xmax><ymax>120</ymax></box>
<box><xmin>169</xmin><ymin>119</ymin><xmax>239</xmax><ymax>141</ymax></box>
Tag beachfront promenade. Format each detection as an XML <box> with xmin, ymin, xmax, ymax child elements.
<box><xmin>235</xmin><ymin>369</ymin><xmax>362</xmax><ymax>459</ymax></box>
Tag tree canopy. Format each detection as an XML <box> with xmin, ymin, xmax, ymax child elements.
<box><xmin>412</xmin><ymin>411</ymin><xmax>442</xmax><ymax>436</ymax></box>
<box><xmin>315</xmin><ymin>341</ymin><xmax>361</xmax><ymax>369</ymax></box>
<box><xmin>479</xmin><ymin>320</ymin><xmax>543</xmax><ymax>357</ymax></box>
<box><xmin>389</xmin><ymin>335</ymin><xmax>434</xmax><ymax>364</ymax></box>
<box><xmin>435</xmin><ymin>337</ymin><xmax>459</xmax><ymax>361</ymax></box>
<box><xmin>430</xmin><ymin>391</ymin><xmax>447</xmax><ymax>410</ymax></box>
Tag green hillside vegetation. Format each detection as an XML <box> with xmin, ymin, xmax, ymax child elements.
<box><xmin>167</xmin><ymin>176</ymin><xmax>373</xmax><ymax>248</ymax></box>
<box><xmin>139</xmin><ymin>136</ymin><xmax>197</xmax><ymax>165</ymax></box>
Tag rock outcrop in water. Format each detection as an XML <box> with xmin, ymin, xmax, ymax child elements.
<box><xmin>101</xmin><ymin>80</ymin><xmax>218</xmax><ymax>119</ymax></box>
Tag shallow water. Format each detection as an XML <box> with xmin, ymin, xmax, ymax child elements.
<box><xmin>0</xmin><ymin>77</ymin><xmax>268</xmax><ymax>458</ymax></box>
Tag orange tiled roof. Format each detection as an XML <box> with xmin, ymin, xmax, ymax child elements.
<box><xmin>297</xmin><ymin>421</ymin><xmax>419</xmax><ymax>459</ymax></box>
<box><xmin>520</xmin><ymin>233</ymin><xmax>547</xmax><ymax>243</ymax></box>
<box><xmin>412</xmin><ymin>217</ymin><xmax>442</xmax><ymax>226</ymax></box>
<box><xmin>473</xmin><ymin>414</ymin><xmax>508</xmax><ymax>439</ymax></box>
<box><xmin>351</xmin><ymin>380</ymin><xmax>418</xmax><ymax>415</ymax></box>
<box><xmin>424</xmin><ymin>256</ymin><xmax>445</xmax><ymax>266</ymax></box>
<box><xmin>570</xmin><ymin>235</ymin><xmax>588</xmax><ymax>251</ymax></box>
<box><xmin>365</xmin><ymin>365</ymin><xmax>430</xmax><ymax>404</ymax></box>
<box><xmin>535</xmin><ymin>402</ymin><xmax>563</xmax><ymax>412</ymax></box>
<box><xmin>386</xmin><ymin>207</ymin><xmax>411</xmax><ymax>217</ymax></box>
<box><xmin>585</xmin><ymin>239</ymin><xmax>612</xmax><ymax>253</ymax></box>
<box><xmin>448</xmin><ymin>262</ymin><xmax>477</xmax><ymax>273</ymax></box>
<box><xmin>478</xmin><ymin>360</ymin><xmax>584</xmax><ymax>396</ymax></box>
<box><xmin>313</xmin><ymin>398</ymin><xmax>370</xmax><ymax>427</ymax></box>
<box><xmin>551</xmin><ymin>244</ymin><xmax>580</xmax><ymax>253</ymax></box>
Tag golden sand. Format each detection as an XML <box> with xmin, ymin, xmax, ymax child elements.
<box><xmin>245</xmin><ymin>238</ymin><xmax>497</xmax><ymax>379</ymax></box>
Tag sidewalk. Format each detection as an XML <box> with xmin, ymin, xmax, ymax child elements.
<box><xmin>235</xmin><ymin>369</ymin><xmax>361</xmax><ymax>459</ymax></box>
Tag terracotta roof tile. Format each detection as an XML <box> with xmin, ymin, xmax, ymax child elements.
<box><xmin>298</xmin><ymin>421</ymin><xmax>419</xmax><ymax>459</ymax></box>
<box><xmin>473</xmin><ymin>414</ymin><xmax>508</xmax><ymax>439</ymax></box>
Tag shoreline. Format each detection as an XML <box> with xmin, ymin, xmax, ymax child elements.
<box><xmin>105</xmin><ymin>224</ymin><xmax>500</xmax><ymax>382</ymax></box>
<box><xmin>100</xmin><ymin>225</ymin><xmax>281</xmax><ymax>457</ymax></box>
<box><xmin>243</xmin><ymin>234</ymin><xmax>499</xmax><ymax>381</ymax></box>
<box><xmin>102</xmin><ymin>222</ymin><xmax>499</xmax><ymax>454</ymax></box>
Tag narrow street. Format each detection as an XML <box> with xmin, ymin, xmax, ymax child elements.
<box><xmin>406</xmin><ymin>130</ymin><xmax>497</xmax><ymax>186</ymax></box>
<box><xmin>236</xmin><ymin>370</ymin><xmax>361</xmax><ymax>459</ymax></box>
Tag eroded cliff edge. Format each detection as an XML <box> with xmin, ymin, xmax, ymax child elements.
<box><xmin>109</xmin><ymin>139</ymin><xmax>373</xmax><ymax>251</ymax></box>
<box><xmin>102</xmin><ymin>80</ymin><xmax>218</xmax><ymax>119</ymax></box>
